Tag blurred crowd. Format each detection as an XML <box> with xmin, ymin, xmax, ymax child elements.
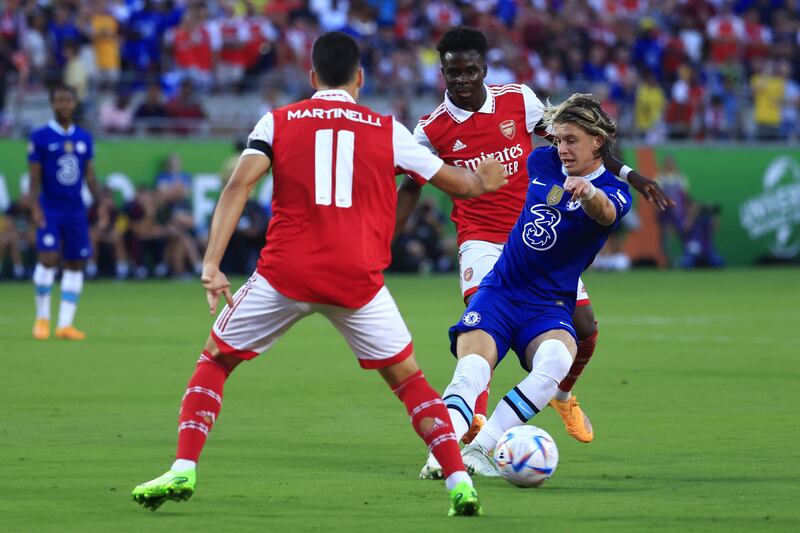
<box><xmin>0</xmin><ymin>149</ymin><xmax>458</xmax><ymax>279</ymax></box>
<box><xmin>1</xmin><ymin>0</ymin><xmax>800</xmax><ymax>139</ymax></box>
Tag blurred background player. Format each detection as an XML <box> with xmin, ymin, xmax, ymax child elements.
<box><xmin>29</xmin><ymin>84</ymin><xmax>99</xmax><ymax>341</ymax></box>
<box><xmin>132</xmin><ymin>31</ymin><xmax>510</xmax><ymax>517</ymax></box>
<box><xmin>435</xmin><ymin>94</ymin><xmax>632</xmax><ymax>477</ymax></box>
<box><xmin>397</xmin><ymin>27</ymin><xmax>672</xmax><ymax>453</ymax></box>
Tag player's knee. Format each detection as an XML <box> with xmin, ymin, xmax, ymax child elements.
<box><xmin>532</xmin><ymin>339</ymin><xmax>573</xmax><ymax>382</ymax></box>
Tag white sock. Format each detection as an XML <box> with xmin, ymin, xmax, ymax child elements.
<box><xmin>444</xmin><ymin>470</ymin><xmax>472</xmax><ymax>491</ymax></box>
<box><xmin>57</xmin><ymin>269</ymin><xmax>84</xmax><ymax>328</ymax></box>
<box><xmin>554</xmin><ymin>389</ymin><xmax>571</xmax><ymax>402</ymax></box>
<box><xmin>33</xmin><ymin>263</ymin><xmax>56</xmax><ymax>320</ymax></box>
<box><xmin>441</xmin><ymin>354</ymin><xmax>492</xmax><ymax>441</ymax></box>
<box><xmin>171</xmin><ymin>458</ymin><xmax>197</xmax><ymax>471</ymax></box>
<box><xmin>474</xmin><ymin>339</ymin><xmax>572</xmax><ymax>452</ymax></box>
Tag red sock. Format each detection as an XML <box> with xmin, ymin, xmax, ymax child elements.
<box><xmin>473</xmin><ymin>382</ymin><xmax>490</xmax><ymax>418</ymax></box>
<box><xmin>558</xmin><ymin>329</ymin><xmax>599</xmax><ymax>393</ymax></box>
<box><xmin>176</xmin><ymin>351</ymin><xmax>231</xmax><ymax>462</ymax></box>
<box><xmin>392</xmin><ymin>370</ymin><xmax>466</xmax><ymax>478</ymax></box>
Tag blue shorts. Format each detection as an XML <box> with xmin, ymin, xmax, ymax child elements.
<box><xmin>36</xmin><ymin>208</ymin><xmax>92</xmax><ymax>261</ymax></box>
<box><xmin>448</xmin><ymin>286</ymin><xmax>577</xmax><ymax>371</ymax></box>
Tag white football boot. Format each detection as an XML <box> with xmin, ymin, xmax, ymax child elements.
<box><xmin>461</xmin><ymin>442</ymin><xmax>500</xmax><ymax>477</ymax></box>
<box><xmin>419</xmin><ymin>452</ymin><xmax>443</xmax><ymax>480</ymax></box>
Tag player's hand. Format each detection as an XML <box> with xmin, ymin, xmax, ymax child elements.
<box><xmin>476</xmin><ymin>156</ymin><xmax>509</xmax><ymax>192</ymax></box>
<box><xmin>31</xmin><ymin>204</ymin><xmax>46</xmax><ymax>228</ymax></box>
<box><xmin>201</xmin><ymin>264</ymin><xmax>235</xmax><ymax>315</ymax></box>
<box><xmin>564</xmin><ymin>176</ymin><xmax>596</xmax><ymax>202</ymax></box>
<box><xmin>628</xmin><ymin>174</ymin><xmax>675</xmax><ymax>211</ymax></box>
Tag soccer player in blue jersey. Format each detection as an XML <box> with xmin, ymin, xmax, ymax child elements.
<box><xmin>431</xmin><ymin>93</ymin><xmax>632</xmax><ymax>475</ymax></box>
<box><xmin>29</xmin><ymin>84</ymin><xmax>100</xmax><ymax>340</ymax></box>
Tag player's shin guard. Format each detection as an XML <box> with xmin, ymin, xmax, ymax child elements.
<box><xmin>393</xmin><ymin>370</ymin><xmax>467</xmax><ymax>481</ymax></box>
<box><xmin>57</xmin><ymin>269</ymin><xmax>83</xmax><ymax>328</ymax></box>
<box><xmin>33</xmin><ymin>263</ymin><xmax>56</xmax><ymax>320</ymax></box>
<box><xmin>441</xmin><ymin>354</ymin><xmax>491</xmax><ymax>441</ymax></box>
<box><xmin>558</xmin><ymin>329</ymin><xmax>598</xmax><ymax>393</ymax></box>
<box><xmin>176</xmin><ymin>352</ymin><xmax>231</xmax><ymax>462</ymax></box>
<box><xmin>475</xmin><ymin>340</ymin><xmax>572</xmax><ymax>452</ymax></box>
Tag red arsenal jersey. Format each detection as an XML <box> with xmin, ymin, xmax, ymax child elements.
<box><xmin>414</xmin><ymin>84</ymin><xmax>544</xmax><ymax>245</ymax></box>
<box><xmin>247</xmin><ymin>90</ymin><xmax>444</xmax><ymax>308</ymax></box>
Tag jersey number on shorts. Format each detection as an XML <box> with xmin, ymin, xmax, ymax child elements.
<box><xmin>315</xmin><ymin>129</ymin><xmax>354</xmax><ymax>208</ymax></box>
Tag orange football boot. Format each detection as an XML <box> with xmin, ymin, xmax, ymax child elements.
<box><xmin>33</xmin><ymin>318</ymin><xmax>50</xmax><ymax>340</ymax></box>
<box><xmin>461</xmin><ymin>414</ymin><xmax>486</xmax><ymax>444</ymax></box>
<box><xmin>549</xmin><ymin>395</ymin><xmax>594</xmax><ymax>442</ymax></box>
<box><xmin>55</xmin><ymin>325</ymin><xmax>86</xmax><ymax>340</ymax></box>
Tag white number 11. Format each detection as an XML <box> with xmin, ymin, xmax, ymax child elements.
<box><xmin>315</xmin><ymin>129</ymin><xmax>354</xmax><ymax>208</ymax></box>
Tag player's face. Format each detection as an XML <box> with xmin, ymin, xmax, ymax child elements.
<box><xmin>51</xmin><ymin>90</ymin><xmax>77</xmax><ymax>123</ymax></box>
<box><xmin>553</xmin><ymin>122</ymin><xmax>604</xmax><ymax>177</ymax></box>
<box><xmin>441</xmin><ymin>50</ymin><xmax>487</xmax><ymax>111</ymax></box>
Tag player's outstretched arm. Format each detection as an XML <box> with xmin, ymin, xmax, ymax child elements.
<box><xmin>604</xmin><ymin>156</ymin><xmax>674</xmax><ymax>211</ymax></box>
<box><xmin>202</xmin><ymin>153</ymin><xmax>271</xmax><ymax>314</ymax></box>
<box><xmin>564</xmin><ymin>176</ymin><xmax>617</xmax><ymax>226</ymax></box>
<box><xmin>394</xmin><ymin>176</ymin><xmax>422</xmax><ymax>242</ymax></box>
<box><xmin>429</xmin><ymin>157</ymin><xmax>508</xmax><ymax>199</ymax></box>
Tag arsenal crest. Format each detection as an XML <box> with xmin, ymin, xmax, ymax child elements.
<box><xmin>499</xmin><ymin>119</ymin><xmax>516</xmax><ymax>139</ymax></box>
<box><xmin>546</xmin><ymin>185</ymin><xmax>564</xmax><ymax>205</ymax></box>
<box><xmin>463</xmin><ymin>267</ymin><xmax>473</xmax><ymax>281</ymax></box>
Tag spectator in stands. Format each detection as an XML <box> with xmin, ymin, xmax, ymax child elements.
<box><xmin>635</xmin><ymin>70</ymin><xmax>666</xmax><ymax>143</ymax></box>
<box><xmin>751</xmin><ymin>58</ymin><xmax>784</xmax><ymax>140</ymax></box>
<box><xmin>216</xmin><ymin>0</ymin><xmax>249</xmax><ymax>90</ymax></box>
<box><xmin>680</xmin><ymin>200</ymin><xmax>724</xmax><ymax>268</ymax></box>
<box><xmin>165</xmin><ymin>78</ymin><xmax>206</xmax><ymax>134</ymax></box>
<box><xmin>49</xmin><ymin>4</ymin><xmax>84</xmax><ymax>69</ymax></box>
<box><xmin>125</xmin><ymin>187</ymin><xmax>168</xmax><ymax>279</ymax></box>
<box><xmin>89</xmin><ymin>0</ymin><xmax>121</xmax><ymax>89</ymax></box>
<box><xmin>99</xmin><ymin>87</ymin><xmax>134</xmax><ymax>134</ymax></box>
<box><xmin>87</xmin><ymin>186</ymin><xmax>129</xmax><ymax>279</ymax></box>
<box><xmin>153</xmin><ymin>154</ymin><xmax>202</xmax><ymax>277</ymax></box>
<box><xmin>22</xmin><ymin>11</ymin><xmax>48</xmax><ymax>86</ymax></box>
<box><xmin>390</xmin><ymin>197</ymin><xmax>453</xmax><ymax>274</ymax></box>
<box><xmin>133</xmin><ymin>82</ymin><xmax>168</xmax><ymax>133</ymax></box>
<box><xmin>656</xmin><ymin>155</ymin><xmax>691</xmax><ymax>267</ymax></box>
<box><xmin>166</xmin><ymin>2</ymin><xmax>219</xmax><ymax>91</ymax></box>
<box><xmin>0</xmin><ymin>191</ymin><xmax>34</xmax><ymax>279</ymax></box>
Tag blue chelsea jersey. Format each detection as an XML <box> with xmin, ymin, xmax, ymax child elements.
<box><xmin>28</xmin><ymin>120</ymin><xmax>94</xmax><ymax>211</ymax></box>
<box><xmin>482</xmin><ymin>146</ymin><xmax>632</xmax><ymax>312</ymax></box>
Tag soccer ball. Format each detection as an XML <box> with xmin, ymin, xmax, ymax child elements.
<box><xmin>493</xmin><ymin>425</ymin><xmax>559</xmax><ymax>488</ymax></box>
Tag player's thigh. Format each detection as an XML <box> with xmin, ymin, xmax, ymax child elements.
<box><xmin>210</xmin><ymin>273</ymin><xmax>312</xmax><ymax>359</ymax></box>
<box><xmin>36</xmin><ymin>211</ymin><xmax>63</xmax><ymax>261</ymax></box>
<box><xmin>455</xmin><ymin>330</ymin><xmax>498</xmax><ymax>367</ymax></box>
<box><xmin>321</xmin><ymin>286</ymin><xmax>413</xmax><ymax>370</ymax></box>
<box><xmin>524</xmin><ymin>329</ymin><xmax>578</xmax><ymax>369</ymax></box>
<box><xmin>60</xmin><ymin>211</ymin><xmax>92</xmax><ymax>262</ymax></box>
<box><xmin>572</xmin><ymin>304</ymin><xmax>597</xmax><ymax>340</ymax></box>
<box><xmin>458</xmin><ymin>240</ymin><xmax>504</xmax><ymax>300</ymax></box>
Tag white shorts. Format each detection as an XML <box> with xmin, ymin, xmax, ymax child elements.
<box><xmin>211</xmin><ymin>273</ymin><xmax>413</xmax><ymax>369</ymax></box>
<box><xmin>458</xmin><ymin>240</ymin><xmax>591</xmax><ymax>305</ymax></box>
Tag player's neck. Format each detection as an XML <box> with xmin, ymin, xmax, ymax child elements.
<box><xmin>315</xmin><ymin>84</ymin><xmax>359</xmax><ymax>101</ymax></box>
<box><xmin>55</xmin><ymin>118</ymin><xmax>73</xmax><ymax>130</ymax></box>
<box><xmin>574</xmin><ymin>159</ymin><xmax>603</xmax><ymax>178</ymax></box>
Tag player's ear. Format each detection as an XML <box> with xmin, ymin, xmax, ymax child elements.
<box><xmin>310</xmin><ymin>70</ymin><xmax>318</xmax><ymax>90</ymax></box>
<box><xmin>356</xmin><ymin>68</ymin><xmax>364</xmax><ymax>89</ymax></box>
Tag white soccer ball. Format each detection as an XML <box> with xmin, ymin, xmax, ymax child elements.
<box><xmin>493</xmin><ymin>425</ymin><xmax>559</xmax><ymax>488</ymax></box>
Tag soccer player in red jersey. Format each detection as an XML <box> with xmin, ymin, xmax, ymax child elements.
<box><xmin>397</xmin><ymin>27</ymin><xmax>673</xmax><ymax>459</ymax></box>
<box><xmin>132</xmin><ymin>32</ymin><xmax>509</xmax><ymax>517</ymax></box>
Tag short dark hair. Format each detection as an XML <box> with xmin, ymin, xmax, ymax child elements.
<box><xmin>436</xmin><ymin>26</ymin><xmax>488</xmax><ymax>61</ymax></box>
<box><xmin>49</xmin><ymin>83</ymin><xmax>77</xmax><ymax>102</ymax></box>
<box><xmin>311</xmin><ymin>31</ymin><xmax>361</xmax><ymax>87</ymax></box>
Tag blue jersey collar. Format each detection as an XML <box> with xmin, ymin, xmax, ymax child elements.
<box><xmin>48</xmin><ymin>119</ymin><xmax>76</xmax><ymax>136</ymax></box>
<box><xmin>561</xmin><ymin>162</ymin><xmax>606</xmax><ymax>182</ymax></box>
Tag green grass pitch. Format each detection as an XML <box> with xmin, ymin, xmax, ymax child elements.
<box><xmin>1</xmin><ymin>269</ymin><xmax>797</xmax><ymax>532</ymax></box>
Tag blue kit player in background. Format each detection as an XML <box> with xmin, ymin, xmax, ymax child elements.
<box><xmin>29</xmin><ymin>84</ymin><xmax>100</xmax><ymax>341</ymax></box>
<box><xmin>427</xmin><ymin>93</ymin><xmax>632</xmax><ymax>476</ymax></box>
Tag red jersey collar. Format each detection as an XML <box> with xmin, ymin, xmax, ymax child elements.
<box><xmin>311</xmin><ymin>90</ymin><xmax>356</xmax><ymax>104</ymax></box>
<box><xmin>443</xmin><ymin>84</ymin><xmax>495</xmax><ymax>123</ymax></box>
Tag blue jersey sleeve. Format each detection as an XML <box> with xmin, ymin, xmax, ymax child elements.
<box><xmin>526</xmin><ymin>145</ymin><xmax>558</xmax><ymax>175</ymax></box>
<box><xmin>599</xmin><ymin>180</ymin><xmax>633</xmax><ymax>228</ymax></box>
<box><xmin>27</xmin><ymin>132</ymin><xmax>42</xmax><ymax>163</ymax></box>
